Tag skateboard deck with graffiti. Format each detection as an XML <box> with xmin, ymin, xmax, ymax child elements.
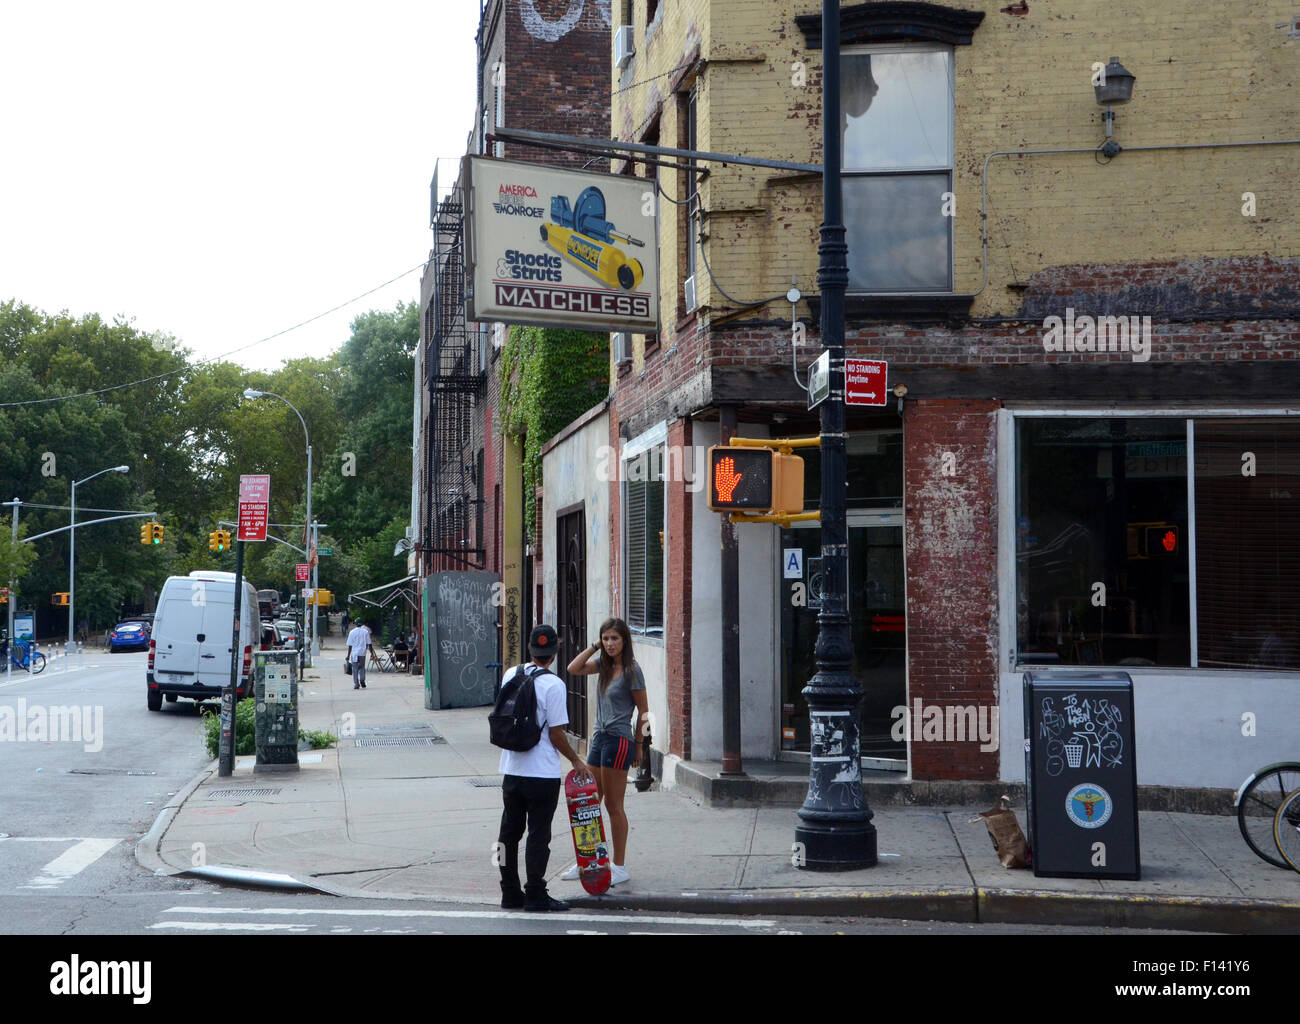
<box><xmin>564</xmin><ymin>768</ymin><xmax>611</xmax><ymax>895</ymax></box>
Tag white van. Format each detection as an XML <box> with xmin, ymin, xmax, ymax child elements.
<box><xmin>147</xmin><ymin>571</ymin><xmax>260</xmax><ymax>711</ymax></box>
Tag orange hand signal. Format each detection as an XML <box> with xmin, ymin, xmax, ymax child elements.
<box><xmin>715</xmin><ymin>456</ymin><xmax>743</xmax><ymax>503</ymax></box>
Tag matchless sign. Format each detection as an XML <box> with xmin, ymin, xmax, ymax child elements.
<box><xmin>463</xmin><ymin>156</ymin><xmax>659</xmax><ymax>333</ymax></box>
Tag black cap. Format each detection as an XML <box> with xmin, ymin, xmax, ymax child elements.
<box><xmin>529</xmin><ymin>624</ymin><xmax>559</xmax><ymax>658</ymax></box>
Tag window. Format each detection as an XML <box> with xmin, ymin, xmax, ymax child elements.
<box><xmin>1015</xmin><ymin>417</ymin><xmax>1300</xmax><ymax>671</ymax></box>
<box><xmin>624</xmin><ymin>448</ymin><xmax>665</xmax><ymax>634</ymax></box>
<box><xmin>841</xmin><ymin>44</ymin><xmax>953</xmax><ymax>292</ymax></box>
<box><xmin>679</xmin><ymin>87</ymin><xmax>698</xmax><ymax>314</ymax></box>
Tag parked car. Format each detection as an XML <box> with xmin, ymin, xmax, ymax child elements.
<box><xmin>260</xmin><ymin>623</ymin><xmax>282</xmax><ymax>650</ymax></box>
<box><xmin>273</xmin><ymin>619</ymin><xmax>301</xmax><ymax>647</ymax></box>
<box><xmin>109</xmin><ymin>621</ymin><xmax>151</xmax><ymax>652</ymax></box>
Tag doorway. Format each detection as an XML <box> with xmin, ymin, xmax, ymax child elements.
<box><xmin>556</xmin><ymin>504</ymin><xmax>588</xmax><ymax>739</ymax></box>
<box><xmin>779</xmin><ymin>511</ymin><xmax>906</xmax><ymax>767</ymax></box>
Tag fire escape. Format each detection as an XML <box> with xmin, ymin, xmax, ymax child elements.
<box><xmin>425</xmin><ymin>182</ymin><xmax>485</xmax><ymax>571</ymax></box>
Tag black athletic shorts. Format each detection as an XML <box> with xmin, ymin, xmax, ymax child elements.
<box><xmin>587</xmin><ymin>731</ymin><xmax>635</xmax><ymax>771</ymax></box>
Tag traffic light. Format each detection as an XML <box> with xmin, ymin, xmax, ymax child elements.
<box><xmin>0</xmin><ymin>587</ymin><xmax>7</xmax><ymax>604</ymax></box>
<box><xmin>708</xmin><ymin>446</ymin><xmax>805</xmax><ymax>515</ymax></box>
<box><xmin>218</xmin><ymin>529</ymin><xmax>231</xmax><ymax>551</ymax></box>
<box><xmin>151</xmin><ymin>522</ymin><xmax>164</xmax><ymax>545</ymax></box>
<box><xmin>51</xmin><ymin>592</ymin><xmax>70</xmax><ymax>607</ymax></box>
<box><xmin>140</xmin><ymin>522</ymin><xmax>151</xmax><ymax>545</ymax></box>
<box><xmin>209</xmin><ymin>531</ymin><xmax>219</xmax><ymax>552</ymax></box>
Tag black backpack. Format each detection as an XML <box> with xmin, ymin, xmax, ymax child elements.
<box><xmin>488</xmin><ymin>664</ymin><xmax>550</xmax><ymax>751</ymax></box>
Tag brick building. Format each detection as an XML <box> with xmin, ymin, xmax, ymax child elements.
<box><xmin>536</xmin><ymin>0</ymin><xmax>1300</xmax><ymax>794</ymax></box>
<box><xmin>417</xmin><ymin>0</ymin><xmax>612</xmax><ymax>672</ymax></box>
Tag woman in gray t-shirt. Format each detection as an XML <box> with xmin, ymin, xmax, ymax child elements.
<box><xmin>564</xmin><ymin>616</ymin><xmax>648</xmax><ymax>887</ymax></box>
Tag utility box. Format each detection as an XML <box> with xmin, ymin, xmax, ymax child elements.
<box><xmin>1023</xmin><ymin>671</ymin><xmax>1140</xmax><ymax>879</ymax></box>
<box><xmin>254</xmin><ymin>650</ymin><xmax>299</xmax><ymax>774</ymax></box>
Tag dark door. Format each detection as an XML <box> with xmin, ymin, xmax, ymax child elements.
<box><xmin>557</xmin><ymin>506</ymin><xmax>588</xmax><ymax>738</ymax></box>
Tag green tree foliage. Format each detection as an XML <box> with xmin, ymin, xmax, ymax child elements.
<box><xmin>0</xmin><ymin>298</ymin><xmax>416</xmax><ymax>633</ymax></box>
<box><xmin>498</xmin><ymin>325</ymin><xmax>608</xmax><ymax>537</ymax></box>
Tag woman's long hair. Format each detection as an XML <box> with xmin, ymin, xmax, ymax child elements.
<box><xmin>596</xmin><ymin>617</ymin><xmax>634</xmax><ymax>693</ymax></box>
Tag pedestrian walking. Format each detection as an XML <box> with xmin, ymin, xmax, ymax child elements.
<box><xmin>563</xmin><ymin>616</ymin><xmax>647</xmax><ymax>887</ymax></box>
<box><xmin>341</xmin><ymin>610</ymin><xmax>350</xmax><ymax>636</ymax></box>
<box><xmin>496</xmin><ymin>624</ymin><xmax>585</xmax><ymax>912</ymax></box>
<box><xmin>346</xmin><ymin>618</ymin><xmax>374</xmax><ymax>689</ymax></box>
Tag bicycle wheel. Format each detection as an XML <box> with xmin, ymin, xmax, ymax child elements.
<box><xmin>30</xmin><ymin>652</ymin><xmax>46</xmax><ymax>674</ymax></box>
<box><xmin>1274</xmin><ymin>789</ymin><xmax>1300</xmax><ymax>873</ymax></box>
<box><xmin>1236</xmin><ymin>762</ymin><xmax>1300</xmax><ymax>868</ymax></box>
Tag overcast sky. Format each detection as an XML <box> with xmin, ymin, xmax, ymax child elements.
<box><xmin>0</xmin><ymin>1</ymin><xmax>481</xmax><ymax>372</ymax></box>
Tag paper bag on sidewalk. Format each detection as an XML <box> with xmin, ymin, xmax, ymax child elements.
<box><xmin>974</xmin><ymin>795</ymin><xmax>1031</xmax><ymax>869</ymax></box>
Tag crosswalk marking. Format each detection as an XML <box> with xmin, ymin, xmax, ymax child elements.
<box><xmin>151</xmin><ymin>922</ymin><xmax>311</xmax><ymax>932</ymax></box>
<box><xmin>2</xmin><ymin>837</ymin><xmax>122</xmax><ymax>890</ymax></box>
<box><xmin>160</xmin><ymin>906</ymin><xmax>778</xmax><ymax>929</ymax></box>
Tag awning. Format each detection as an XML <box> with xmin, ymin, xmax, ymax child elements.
<box><xmin>348</xmin><ymin>575</ymin><xmax>418</xmax><ymax>613</ymax></box>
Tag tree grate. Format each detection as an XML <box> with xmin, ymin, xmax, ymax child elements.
<box><xmin>207</xmin><ymin>788</ymin><xmax>283</xmax><ymax>799</ymax></box>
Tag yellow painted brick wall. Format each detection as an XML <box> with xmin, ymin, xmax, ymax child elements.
<box><xmin>611</xmin><ymin>0</ymin><xmax>1300</xmax><ymax>333</ymax></box>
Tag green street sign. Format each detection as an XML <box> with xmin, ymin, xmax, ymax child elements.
<box><xmin>318</xmin><ymin>547</ymin><xmax>333</xmax><ymax>556</ymax></box>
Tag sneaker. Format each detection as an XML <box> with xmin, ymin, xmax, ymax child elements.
<box><xmin>360</xmin><ymin>683</ymin><xmax>366</xmax><ymax>688</ymax></box>
<box><xmin>353</xmin><ymin>684</ymin><xmax>360</xmax><ymax>690</ymax></box>
<box><xmin>609</xmin><ymin>864</ymin><xmax>630</xmax><ymax>886</ymax></box>
<box><xmin>523</xmin><ymin>894</ymin><xmax>570</xmax><ymax>913</ymax></box>
<box><xmin>559</xmin><ymin>863</ymin><xmax>580</xmax><ymax>881</ymax></box>
<box><xmin>501</xmin><ymin>890</ymin><xmax>525</xmax><ymax>910</ymax></box>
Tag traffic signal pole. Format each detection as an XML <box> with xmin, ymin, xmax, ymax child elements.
<box><xmin>718</xmin><ymin>405</ymin><xmax>743</xmax><ymax>776</ymax></box>
<box><xmin>219</xmin><ymin>539</ymin><xmax>246</xmax><ymax>777</ymax></box>
<box><xmin>795</xmin><ymin>0</ymin><xmax>876</xmax><ymax>870</ymax></box>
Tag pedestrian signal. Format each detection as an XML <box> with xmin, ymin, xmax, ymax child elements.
<box><xmin>1144</xmin><ymin>524</ymin><xmax>1179</xmax><ymax>557</ymax></box>
<box><xmin>707</xmin><ymin>446</ymin><xmax>804</xmax><ymax>515</ymax></box>
<box><xmin>51</xmin><ymin>592</ymin><xmax>70</xmax><ymax>607</ymax></box>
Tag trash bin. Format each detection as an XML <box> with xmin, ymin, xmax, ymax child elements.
<box><xmin>1023</xmin><ymin>671</ymin><xmax>1140</xmax><ymax>879</ymax></box>
<box><xmin>253</xmin><ymin>649</ymin><xmax>300</xmax><ymax>774</ymax></box>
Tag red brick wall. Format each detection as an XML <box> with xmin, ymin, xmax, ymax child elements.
<box><xmin>903</xmin><ymin>399</ymin><xmax>1000</xmax><ymax>781</ymax></box>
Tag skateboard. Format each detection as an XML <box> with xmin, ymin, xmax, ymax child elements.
<box><xmin>564</xmin><ymin>768</ymin><xmax>611</xmax><ymax>895</ymax></box>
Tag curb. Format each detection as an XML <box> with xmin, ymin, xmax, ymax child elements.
<box><xmin>565</xmin><ymin>885</ymin><xmax>1300</xmax><ymax>933</ymax></box>
<box><xmin>134</xmin><ymin>764</ymin><xmax>214</xmax><ymax>878</ymax></box>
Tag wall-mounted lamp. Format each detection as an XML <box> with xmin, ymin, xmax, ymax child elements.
<box><xmin>892</xmin><ymin>383</ymin><xmax>908</xmax><ymax>415</ymax></box>
<box><xmin>1094</xmin><ymin>56</ymin><xmax>1136</xmax><ymax>157</ymax></box>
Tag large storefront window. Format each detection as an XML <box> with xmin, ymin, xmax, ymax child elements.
<box><xmin>1016</xmin><ymin>416</ymin><xmax>1300</xmax><ymax>671</ymax></box>
<box><xmin>1195</xmin><ymin>420</ymin><xmax>1300</xmax><ymax>669</ymax></box>
<box><xmin>1016</xmin><ymin>418</ymin><xmax>1190</xmax><ymax>666</ymax></box>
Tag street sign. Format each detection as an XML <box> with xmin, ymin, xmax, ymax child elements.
<box><xmin>808</xmin><ymin>351</ymin><xmax>830</xmax><ymax>410</ymax></box>
<box><xmin>295</xmin><ymin>564</ymin><xmax>310</xmax><ymax>583</ymax></box>
<box><xmin>237</xmin><ymin>474</ymin><xmax>270</xmax><ymax>543</ymax></box>
<box><xmin>844</xmin><ymin>358</ymin><xmax>887</xmax><ymax>406</ymax></box>
<box><xmin>317</xmin><ymin>547</ymin><xmax>333</xmax><ymax>556</ymax></box>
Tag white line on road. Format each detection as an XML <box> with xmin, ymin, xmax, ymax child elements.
<box><xmin>150</xmin><ymin>922</ymin><xmax>311</xmax><ymax>932</ymax></box>
<box><xmin>22</xmin><ymin>838</ymin><xmax>120</xmax><ymax>889</ymax></box>
<box><xmin>161</xmin><ymin>906</ymin><xmax>778</xmax><ymax>929</ymax></box>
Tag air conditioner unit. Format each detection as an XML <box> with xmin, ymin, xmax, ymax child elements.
<box><xmin>614</xmin><ymin>26</ymin><xmax>634</xmax><ymax>69</ymax></box>
<box><xmin>612</xmin><ymin>331</ymin><xmax>632</xmax><ymax>364</ymax></box>
<box><xmin>683</xmin><ymin>274</ymin><xmax>698</xmax><ymax>313</ymax></box>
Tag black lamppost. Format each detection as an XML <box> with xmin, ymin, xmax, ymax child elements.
<box><xmin>794</xmin><ymin>0</ymin><xmax>877</xmax><ymax>870</ymax></box>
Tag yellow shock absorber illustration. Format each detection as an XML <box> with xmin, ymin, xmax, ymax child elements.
<box><xmin>540</xmin><ymin>186</ymin><xmax>646</xmax><ymax>290</ymax></box>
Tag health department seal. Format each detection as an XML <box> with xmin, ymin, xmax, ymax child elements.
<box><xmin>1065</xmin><ymin>783</ymin><xmax>1112</xmax><ymax>828</ymax></box>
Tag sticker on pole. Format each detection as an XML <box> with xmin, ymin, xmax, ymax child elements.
<box><xmin>844</xmin><ymin>358</ymin><xmax>887</xmax><ymax>406</ymax></box>
<box><xmin>237</xmin><ymin>474</ymin><xmax>270</xmax><ymax>543</ymax></box>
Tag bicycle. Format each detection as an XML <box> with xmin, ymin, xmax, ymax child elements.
<box><xmin>5</xmin><ymin>639</ymin><xmax>47</xmax><ymax>675</ymax></box>
<box><xmin>1274</xmin><ymin>788</ymin><xmax>1300</xmax><ymax>873</ymax></box>
<box><xmin>1235</xmin><ymin>761</ymin><xmax>1300</xmax><ymax>868</ymax></box>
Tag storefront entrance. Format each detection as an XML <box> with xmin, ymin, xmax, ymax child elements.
<box><xmin>779</xmin><ymin>511</ymin><xmax>906</xmax><ymax>767</ymax></box>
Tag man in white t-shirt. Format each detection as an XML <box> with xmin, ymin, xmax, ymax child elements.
<box><xmin>497</xmin><ymin>623</ymin><xmax>584</xmax><ymax>912</ymax></box>
<box><xmin>346</xmin><ymin>620</ymin><xmax>374</xmax><ymax>690</ymax></box>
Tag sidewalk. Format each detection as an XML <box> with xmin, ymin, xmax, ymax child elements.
<box><xmin>137</xmin><ymin>646</ymin><xmax>1300</xmax><ymax>932</ymax></box>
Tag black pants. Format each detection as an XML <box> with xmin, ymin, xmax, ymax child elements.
<box><xmin>498</xmin><ymin>774</ymin><xmax>561</xmax><ymax>898</ymax></box>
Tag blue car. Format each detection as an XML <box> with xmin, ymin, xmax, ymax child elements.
<box><xmin>109</xmin><ymin>620</ymin><xmax>151</xmax><ymax>652</ymax></box>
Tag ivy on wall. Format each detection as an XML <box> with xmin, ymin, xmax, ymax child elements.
<box><xmin>498</xmin><ymin>325</ymin><xmax>608</xmax><ymax>538</ymax></box>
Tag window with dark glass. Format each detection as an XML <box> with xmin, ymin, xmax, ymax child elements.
<box><xmin>625</xmin><ymin>449</ymin><xmax>664</xmax><ymax>634</ymax></box>
<box><xmin>1016</xmin><ymin>418</ymin><xmax>1190</xmax><ymax>667</ymax></box>
<box><xmin>841</xmin><ymin>45</ymin><xmax>953</xmax><ymax>292</ymax></box>
<box><xmin>1195</xmin><ymin>420</ymin><xmax>1300</xmax><ymax>670</ymax></box>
